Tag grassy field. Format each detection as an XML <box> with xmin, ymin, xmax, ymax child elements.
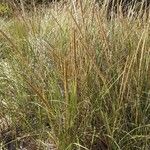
<box><xmin>0</xmin><ymin>1</ymin><xmax>150</xmax><ymax>149</ymax></box>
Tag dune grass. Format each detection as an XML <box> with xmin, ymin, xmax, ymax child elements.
<box><xmin>0</xmin><ymin>0</ymin><xmax>150</xmax><ymax>149</ymax></box>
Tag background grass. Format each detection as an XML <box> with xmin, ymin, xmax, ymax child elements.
<box><xmin>0</xmin><ymin>0</ymin><xmax>150</xmax><ymax>149</ymax></box>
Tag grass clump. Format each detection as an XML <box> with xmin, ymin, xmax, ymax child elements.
<box><xmin>0</xmin><ymin>2</ymin><xmax>12</xmax><ymax>17</ymax></box>
<box><xmin>0</xmin><ymin>0</ymin><xmax>150</xmax><ymax>149</ymax></box>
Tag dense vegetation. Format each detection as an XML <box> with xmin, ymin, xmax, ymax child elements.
<box><xmin>0</xmin><ymin>0</ymin><xmax>150</xmax><ymax>149</ymax></box>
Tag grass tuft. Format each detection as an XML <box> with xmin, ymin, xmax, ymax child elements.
<box><xmin>0</xmin><ymin>0</ymin><xmax>150</xmax><ymax>149</ymax></box>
